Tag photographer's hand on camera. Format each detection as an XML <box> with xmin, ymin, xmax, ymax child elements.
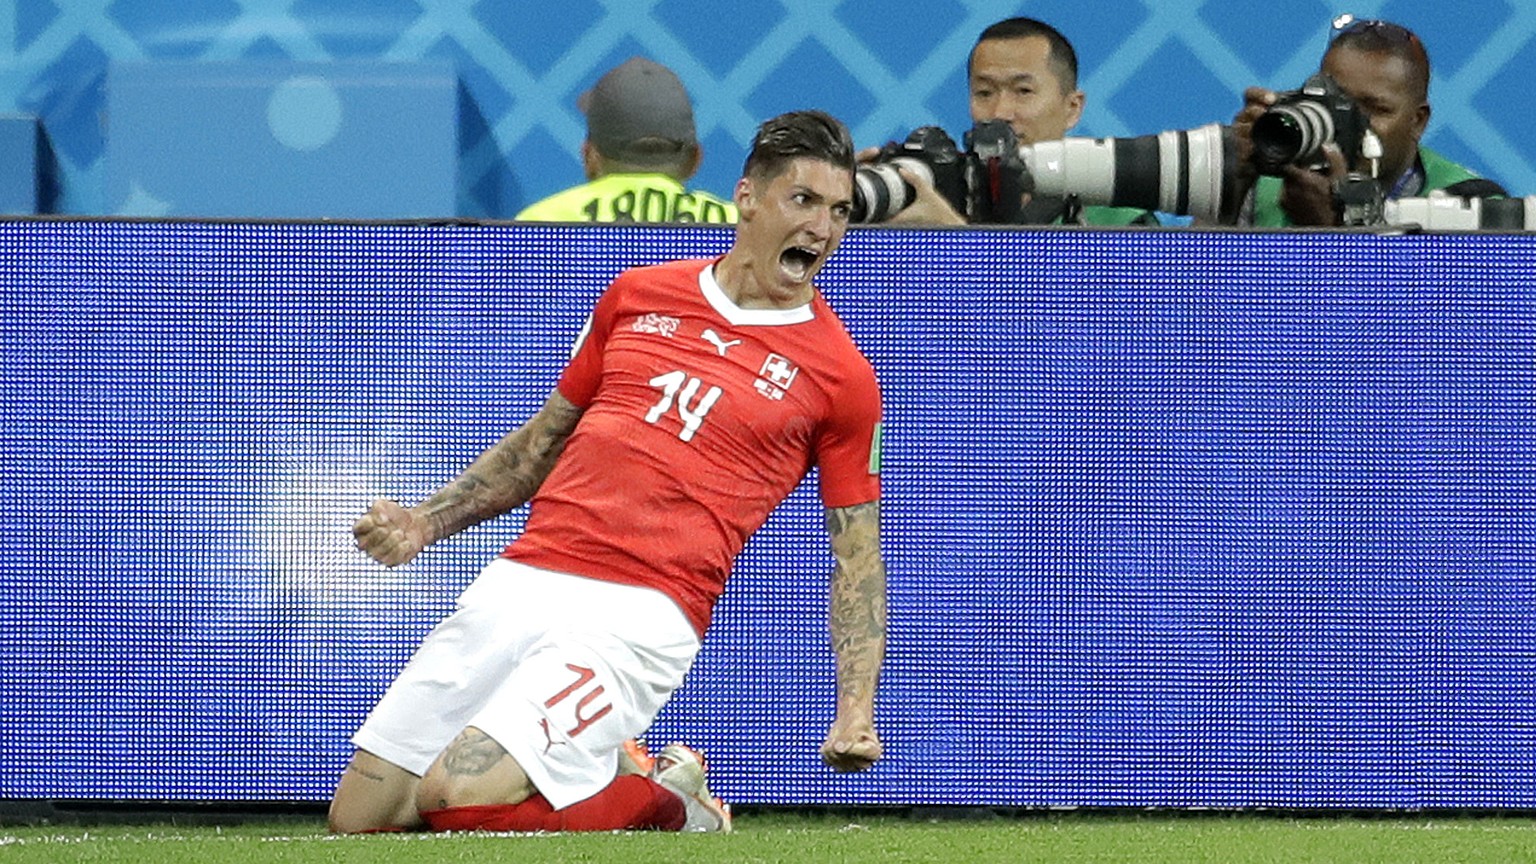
<box><xmin>1230</xmin><ymin>81</ymin><xmax>1356</xmax><ymax>227</ymax></box>
<box><xmin>1230</xmin><ymin>87</ymin><xmax>1277</xmax><ymax>196</ymax></box>
<box><xmin>883</xmin><ymin>165</ymin><xmax>968</xmax><ymax>225</ymax></box>
<box><xmin>1275</xmin><ymin>142</ymin><xmax>1349</xmax><ymax>227</ymax></box>
<box><xmin>855</xmin><ymin>143</ymin><xmax>968</xmax><ymax>225</ymax></box>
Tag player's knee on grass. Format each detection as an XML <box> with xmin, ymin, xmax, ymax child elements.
<box><xmin>328</xmin><ymin>750</ymin><xmax>424</xmax><ymax>834</ymax></box>
<box><xmin>415</xmin><ymin>726</ymin><xmax>537</xmax><ymax>812</ymax></box>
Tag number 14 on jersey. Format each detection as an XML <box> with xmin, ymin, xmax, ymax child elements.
<box><xmin>645</xmin><ymin>370</ymin><xmax>722</xmax><ymax>442</ymax></box>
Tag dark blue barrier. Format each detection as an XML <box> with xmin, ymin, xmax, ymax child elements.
<box><xmin>1</xmin><ymin>221</ymin><xmax>1532</xmax><ymax>808</ymax></box>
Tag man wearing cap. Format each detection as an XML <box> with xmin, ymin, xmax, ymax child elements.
<box><xmin>517</xmin><ymin>57</ymin><xmax>737</xmax><ymax>224</ymax></box>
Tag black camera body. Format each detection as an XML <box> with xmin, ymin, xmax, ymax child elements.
<box><xmin>851</xmin><ymin>121</ymin><xmax>1029</xmax><ymax>223</ymax></box>
<box><xmin>850</xmin><ymin>83</ymin><xmax>1378</xmax><ymax>225</ymax></box>
<box><xmin>850</xmin><ymin>126</ymin><xmax>964</xmax><ymax>223</ymax></box>
<box><xmin>1250</xmin><ymin>73</ymin><xmax>1371</xmax><ymax>176</ymax></box>
<box><xmin>962</xmin><ymin>120</ymin><xmax>1031</xmax><ymax>223</ymax></box>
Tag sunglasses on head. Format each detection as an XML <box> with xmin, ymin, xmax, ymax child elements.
<box><xmin>1328</xmin><ymin>14</ymin><xmax>1420</xmax><ymax>47</ymax></box>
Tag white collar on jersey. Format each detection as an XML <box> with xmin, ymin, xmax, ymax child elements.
<box><xmin>699</xmin><ymin>263</ymin><xmax>815</xmax><ymax>327</ymax></box>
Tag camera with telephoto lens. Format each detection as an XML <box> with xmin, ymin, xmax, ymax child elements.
<box><xmin>1382</xmin><ymin>193</ymin><xmax>1536</xmax><ymax>230</ymax></box>
<box><xmin>1250</xmin><ymin>73</ymin><xmax>1371</xmax><ymax>175</ymax></box>
<box><xmin>962</xmin><ymin>120</ymin><xmax>1030</xmax><ymax>223</ymax></box>
<box><xmin>1021</xmin><ymin>125</ymin><xmax>1528</xmax><ymax>230</ymax></box>
<box><xmin>851</xmin><ymin>121</ymin><xmax>1030</xmax><ymax>223</ymax></box>
<box><xmin>850</xmin><ymin>127</ymin><xmax>967</xmax><ymax>223</ymax></box>
<box><xmin>853</xmin><ymin>98</ymin><xmax>1524</xmax><ymax>230</ymax></box>
<box><xmin>1020</xmin><ymin>123</ymin><xmax>1244</xmax><ymax>224</ymax></box>
<box><xmin>854</xmin><ymin>119</ymin><xmax>1249</xmax><ymax>224</ymax></box>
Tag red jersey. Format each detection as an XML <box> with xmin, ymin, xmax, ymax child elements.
<box><xmin>505</xmin><ymin>257</ymin><xmax>883</xmax><ymax>636</ymax></box>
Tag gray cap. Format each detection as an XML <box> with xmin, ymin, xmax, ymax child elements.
<box><xmin>580</xmin><ymin>57</ymin><xmax>698</xmax><ymax>163</ymax></box>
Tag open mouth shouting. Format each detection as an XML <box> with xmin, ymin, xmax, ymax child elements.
<box><xmin>779</xmin><ymin>245</ymin><xmax>822</xmax><ymax>283</ymax></box>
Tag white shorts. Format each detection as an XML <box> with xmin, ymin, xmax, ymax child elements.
<box><xmin>351</xmin><ymin>557</ymin><xmax>700</xmax><ymax>809</ymax></box>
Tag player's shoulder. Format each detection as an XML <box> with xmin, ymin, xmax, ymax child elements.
<box><xmin>810</xmin><ymin>290</ymin><xmax>863</xmax><ymax>343</ymax></box>
<box><xmin>807</xmin><ymin>292</ymin><xmax>879</xmax><ymax>379</ymax></box>
<box><xmin>613</xmin><ymin>257</ymin><xmax>711</xmax><ymax>287</ymax></box>
<box><xmin>604</xmin><ymin>257</ymin><xmax>711</xmax><ymax>304</ymax></box>
<box><xmin>646</xmin><ymin>256</ymin><xmax>714</xmax><ymax>276</ymax></box>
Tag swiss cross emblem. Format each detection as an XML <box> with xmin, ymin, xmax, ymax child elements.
<box><xmin>760</xmin><ymin>354</ymin><xmax>798</xmax><ymax>388</ymax></box>
<box><xmin>755</xmin><ymin>353</ymin><xmax>799</xmax><ymax>400</ymax></box>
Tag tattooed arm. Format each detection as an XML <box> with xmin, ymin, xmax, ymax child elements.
<box><xmin>820</xmin><ymin>498</ymin><xmax>887</xmax><ymax>772</ymax></box>
<box><xmin>352</xmin><ymin>391</ymin><xmax>584</xmax><ymax>567</ymax></box>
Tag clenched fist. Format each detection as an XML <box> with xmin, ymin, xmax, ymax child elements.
<box><xmin>353</xmin><ymin>499</ymin><xmax>430</xmax><ymax>567</ymax></box>
<box><xmin>821</xmin><ymin>713</ymin><xmax>882</xmax><ymax>773</ymax></box>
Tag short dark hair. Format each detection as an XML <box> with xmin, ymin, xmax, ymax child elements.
<box><xmin>969</xmin><ymin>17</ymin><xmax>1079</xmax><ymax>92</ymax></box>
<box><xmin>741</xmin><ymin>110</ymin><xmax>855</xmax><ymax>182</ymax></box>
<box><xmin>603</xmin><ymin>142</ymin><xmax>699</xmax><ymax>179</ymax></box>
<box><xmin>1327</xmin><ymin>19</ymin><xmax>1431</xmax><ymax>102</ymax></box>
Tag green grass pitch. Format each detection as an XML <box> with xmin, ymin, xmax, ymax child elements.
<box><xmin>4</xmin><ymin>811</ymin><xmax>1535</xmax><ymax>864</ymax></box>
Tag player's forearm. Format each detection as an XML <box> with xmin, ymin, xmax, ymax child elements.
<box><xmin>826</xmin><ymin>501</ymin><xmax>887</xmax><ymax>711</ymax></box>
<box><xmin>412</xmin><ymin>447</ymin><xmax>531</xmax><ymax>542</ymax></box>
<box><xmin>415</xmin><ymin>393</ymin><xmax>581</xmax><ymax>542</ymax></box>
<box><xmin>830</xmin><ymin>563</ymin><xmax>885</xmax><ymax>711</ymax></box>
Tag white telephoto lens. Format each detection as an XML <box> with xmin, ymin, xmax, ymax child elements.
<box><xmin>1179</xmin><ymin>123</ymin><xmax>1231</xmax><ymax>224</ymax></box>
<box><xmin>1022</xmin><ymin>138</ymin><xmax>1117</xmax><ymax>200</ymax></box>
<box><xmin>888</xmin><ymin>157</ymin><xmax>936</xmax><ymax>210</ymax></box>
<box><xmin>1383</xmin><ymin>195</ymin><xmax>1483</xmax><ymax>230</ymax></box>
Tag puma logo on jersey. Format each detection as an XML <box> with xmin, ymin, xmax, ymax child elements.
<box><xmin>701</xmin><ymin>328</ymin><xmax>742</xmax><ymax>356</ymax></box>
<box><xmin>539</xmin><ymin>718</ymin><xmax>566</xmax><ymax>755</ymax></box>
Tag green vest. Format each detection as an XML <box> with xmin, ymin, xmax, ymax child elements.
<box><xmin>516</xmin><ymin>173</ymin><xmax>737</xmax><ymax>223</ymax></box>
<box><xmin>1079</xmin><ymin>205</ymin><xmax>1160</xmax><ymax>226</ymax></box>
<box><xmin>1249</xmin><ymin>146</ymin><xmax>1488</xmax><ymax>227</ymax></box>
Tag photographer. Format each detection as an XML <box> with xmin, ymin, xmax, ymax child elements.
<box><xmin>1230</xmin><ymin>17</ymin><xmax>1505</xmax><ymax>227</ymax></box>
<box><xmin>871</xmin><ymin>17</ymin><xmax>1156</xmax><ymax>227</ymax></box>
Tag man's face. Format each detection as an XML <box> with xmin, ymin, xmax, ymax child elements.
<box><xmin>734</xmin><ymin>157</ymin><xmax>852</xmax><ymax>301</ymax></box>
<box><xmin>1321</xmin><ymin>44</ymin><xmax>1429</xmax><ymax>183</ymax></box>
<box><xmin>968</xmin><ymin>35</ymin><xmax>1085</xmax><ymax>145</ymax></box>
